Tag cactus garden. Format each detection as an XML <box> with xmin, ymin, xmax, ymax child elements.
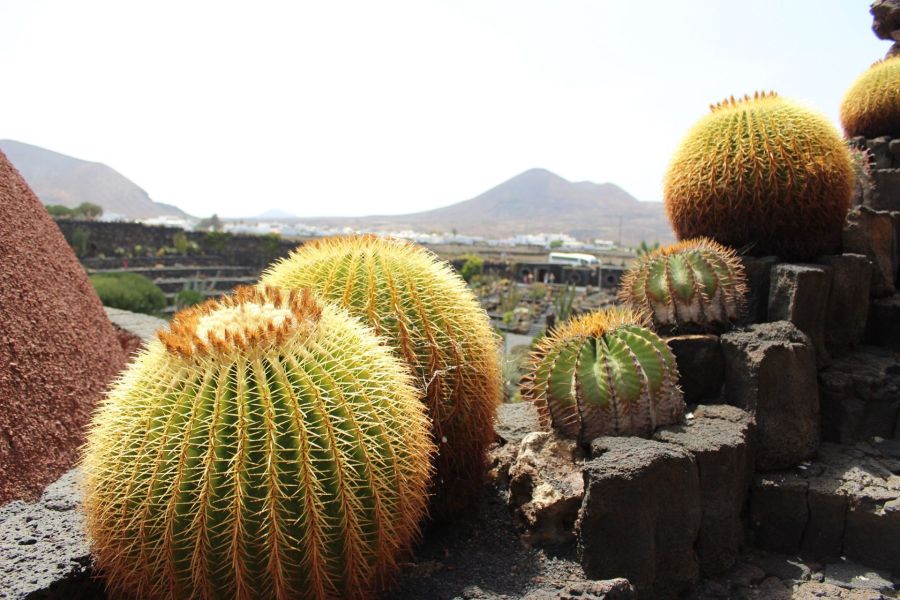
<box><xmin>3</xmin><ymin>4</ymin><xmax>900</xmax><ymax>600</ymax></box>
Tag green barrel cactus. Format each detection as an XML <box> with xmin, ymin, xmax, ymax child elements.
<box><xmin>261</xmin><ymin>235</ymin><xmax>502</xmax><ymax>516</ymax></box>
<box><xmin>841</xmin><ymin>56</ymin><xmax>900</xmax><ymax>138</ymax></box>
<box><xmin>83</xmin><ymin>286</ymin><xmax>435</xmax><ymax>600</ymax></box>
<box><xmin>665</xmin><ymin>92</ymin><xmax>854</xmax><ymax>260</ymax></box>
<box><xmin>522</xmin><ymin>308</ymin><xmax>684</xmax><ymax>443</ymax></box>
<box><xmin>618</xmin><ymin>237</ymin><xmax>747</xmax><ymax>333</ymax></box>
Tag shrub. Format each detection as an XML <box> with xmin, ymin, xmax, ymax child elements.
<box><xmin>89</xmin><ymin>272</ymin><xmax>166</xmax><ymax>315</ymax></box>
<box><xmin>460</xmin><ymin>254</ymin><xmax>484</xmax><ymax>283</ymax></box>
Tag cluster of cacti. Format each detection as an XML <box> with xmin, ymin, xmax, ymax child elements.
<box><xmin>840</xmin><ymin>56</ymin><xmax>900</xmax><ymax>138</ymax></box>
<box><xmin>83</xmin><ymin>286</ymin><xmax>434</xmax><ymax>600</ymax></box>
<box><xmin>618</xmin><ymin>237</ymin><xmax>747</xmax><ymax>334</ymax></box>
<box><xmin>664</xmin><ymin>91</ymin><xmax>854</xmax><ymax>260</ymax></box>
<box><xmin>261</xmin><ymin>235</ymin><xmax>502</xmax><ymax>516</ymax></box>
<box><xmin>522</xmin><ymin>308</ymin><xmax>684</xmax><ymax>443</ymax></box>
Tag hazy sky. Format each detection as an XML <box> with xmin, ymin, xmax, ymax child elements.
<box><xmin>0</xmin><ymin>1</ymin><xmax>888</xmax><ymax>218</ymax></box>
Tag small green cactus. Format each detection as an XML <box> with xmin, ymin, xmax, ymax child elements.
<box><xmin>261</xmin><ymin>235</ymin><xmax>502</xmax><ymax>517</ymax></box>
<box><xmin>522</xmin><ymin>308</ymin><xmax>684</xmax><ymax>443</ymax></box>
<box><xmin>618</xmin><ymin>237</ymin><xmax>747</xmax><ymax>334</ymax></box>
<box><xmin>83</xmin><ymin>286</ymin><xmax>435</xmax><ymax>600</ymax></box>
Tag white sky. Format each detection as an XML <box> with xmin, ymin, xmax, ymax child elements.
<box><xmin>0</xmin><ymin>1</ymin><xmax>888</xmax><ymax>218</ymax></box>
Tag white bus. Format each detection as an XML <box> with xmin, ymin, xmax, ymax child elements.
<box><xmin>548</xmin><ymin>252</ymin><xmax>600</xmax><ymax>266</ymax></box>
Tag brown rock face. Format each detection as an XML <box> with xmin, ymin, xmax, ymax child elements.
<box><xmin>0</xmin><ymin>149</ymin><xmax>126</xmax><ymax>505</ymax></box>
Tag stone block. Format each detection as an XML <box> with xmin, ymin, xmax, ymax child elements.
<box><xmin>653</xmin><ymin>405</ymin><xmax>755</xmax><ymax>576</ymax></box>
<box><xmin>871</xmin><ymin>168</ymin><xmax>900</xmax><ymax>211</ymax></box>
<box><xmin>720</xmin><ymin>322</ymin><xmax>819</xmax><ymax>470</ymax></box>
<box><xmin>0</xmin><ymin>469</ymin><xmax>100</xmax><ymax>599</ymax></box>
<box><xmin>866</xmin><ymin>137</ymin><xmax>893</xmax><ymax>170</ymax></box>
<box><xmin>768</xmin><ymin>263</ymin><xmax>832</xmax><ymax>364</ymax></box>
<box><xmin>508</xmin><ymin>432</ymin><xmax>585</xmax><ymax>546</ymax></box>
<box><xmin>738</xmin><ymin>256</ymin><xmax>778</xmax><ymax>324</ymax></box>
<box><xmin>666</xmin><ymin>334</ymin><xmax>724</xmax><ymax>403</ymax></box>
<box><xmin>747</xmin><ymin>474</ymin><xmax>809</xmax><ymax>554</ymax></box>
<box><xmin>747</xmin><ymin>443</ymin><xmax>900</xmax><ymax>574</ymax></box>
<box><xmin>818</xmin><ymin>348</ymin><xmax>900</xmax><ymax>444</ymax></box>
<box><xmin>866</xmin><ymin>293</ymin><xmax>900</xmax><ymax>352</ymax></box>
<box><xmin>843</xmin><ymin>206</ymin><xmax>898</xmax><ymax>297</ymax></box>
<box><xmin>816</xmin><ymin>254</ymin><xmax>872</xmax><ymax>355</ymax></box>
<box><xmin>579</xmin><ymin>437</ymin><xmax>701</xmax><ymax>599</ymax></box>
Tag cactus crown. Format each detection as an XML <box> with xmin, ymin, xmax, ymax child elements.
<box><xmin>665</xmin><ymin>92</ymin><xmax>854</xmax><ymax>260</ymax></box>
<box><xmin>261</xmin><ymin>234</ymin><xmax>501</xmax><ymax>516</ymax></box>
<box><xmin>618</xmin><ymin>237</ymin><xmax>747</xmax><ymax>333</ymax></box>
<box><xmin>840</xmin><ymin>56</ymin><xmax>900</xmax><ymax>138</ymax></box>
<box><xmin>522</xmin><ymin>308</ymin><xmax>684</xmax><ymax>443</ymax></box>
<box><xmin>84</xmin><ymin>285</ymin><xmax>434</xmax><ymax>600</ymax></box>
<box><xmin>158</xmin><ymin>286</ymin><xmax>321</xmax><ymax>358</ymax></box>
<box><xmin>709</xmin><ymin>90</ymin><xmax>777</xmax><ymax>112</ymax></box>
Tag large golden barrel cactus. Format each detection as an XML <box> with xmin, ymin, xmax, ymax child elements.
<box><xmin>83</xmin><ymin>286</ymin><xmax>434</xmax><ymax>600</ymax></box>
<box><xmin>261</xmin><ymin>235</ymin><xmax>502</xmax><ymax>517</ymax></box>
<box><xmin>841</xmin><ymin>56</ymin><xmax>900</xmax><ymax>138</ymax></box>
<box><xmin>522</xmin><ymin>308</ymin><xmax>684</xmax><ymax>444</ymax></box>
<box><xmin>665</xmin><ymin>92</ymin><xmax>854</xmax><ymax>260</ymax></box>
<box><xmin>618</xmin><ymin>237</ymin><xmax>747</xmax><ymax>334</ymax></box>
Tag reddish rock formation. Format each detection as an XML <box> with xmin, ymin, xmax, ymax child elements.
<box><xmin>0</xmin><ymin>149</ymin><xmax>127</xmax><ymax>505</ymax></box>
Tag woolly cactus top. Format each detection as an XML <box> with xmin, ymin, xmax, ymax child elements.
<box><xmin>841</xmin><ymin>56</ymin><xmax>900</xmax><ymax>138</ymax></box>
<box><xmin>158</xmin><ymin>286</ymin><xmax>322</xmax><ymax>358</ymax></box>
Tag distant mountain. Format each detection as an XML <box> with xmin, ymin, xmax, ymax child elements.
<box><xmin>304</xmin><ymin>168</ymin><xmax>674</xmax><ymax>245</ymax></box>
<box><xmin>0</xmin><ymin>140</ymin><xmax>190</xmax><ymax>220</ymax></box>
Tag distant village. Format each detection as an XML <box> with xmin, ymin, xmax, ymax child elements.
<box><xmin>136</xmin><ymin>213</ymin><xmax>622</xmax><ymax>253</ymax></box>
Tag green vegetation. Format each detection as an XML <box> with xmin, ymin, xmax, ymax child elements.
<box><xmin>89</xmin><ymin>272</ymin><xmax>166</xmax><ymax>315</ymax></box>
<box><xmin>203</xmin><ymin>230</ymin><xmax>232</xmax><ymax>253</ymax></box>
<box><xmin>460</xmin><ymin>254</ymin><xmax>484</xmax><ymax>283</ymax></box>
<box><xmin>195</xmin><ymin>213</ymin><xmax>223</xmax><ymax>231</ymax></box>
<box><xmin>635</xmin><ymin>240</ymin><xmax>660</xmax><ymax>256</ymax></box>
<box><xmin>71</xmin><ymin>227</ymin><xmax>91</xmax><ymax>257</ymax></box>
<box><xmin>45</xmin><ymin>202</ymin><xmax>103</xmax><ymax>220</ymax></box>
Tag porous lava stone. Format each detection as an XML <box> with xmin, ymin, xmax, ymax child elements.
<box><xmin>0</xmin><ymin>149</ymin><xmax>127</xmax><ymax>505</ymax></box>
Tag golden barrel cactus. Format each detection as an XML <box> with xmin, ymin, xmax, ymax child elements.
<box><xmin>522</xmin><ymin>308</ymin><xmax>684</xmax><ymax>443</ymax></box>
<box><xmin>261</xmin><ymin>235</ymin><xmax>502</xmax><ymax>516</ymax></box>
<box><xmin>618</xmin><ymin>238</ymin><xmax>747</xmax><ymax>333</ymax></box>
<box><xmin>83</xmin><ymin>286</ymin><xmax>434</xmax><ymax>600</ymax></box>
<box><xmin>664</xmin><ymin>92</ymin><xmax>854</xmax><ymax>260</ymax></box>
<box><xmin>841</xmin><ymin>56</ymin><xmax>900</xmax><ymax>138</ymax></box>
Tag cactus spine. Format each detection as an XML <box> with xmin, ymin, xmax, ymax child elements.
<box><xmin>618</xmin><ymin>237</ymin><xmax>747</xmax><ymax>333</ymax></box>
<box><xmin>840</xmin><ymin>56</ymin><xmax>900</xmax><ymax>138</ymax></box>
<box><xmin>664</xmin><ymin>92</ymin><xmax>854</xmax><ymax>260</ymax></box>
<box><xmin>83</xmin><ymin>286</ymin><xmax>434</xmax><ymax>600</ymax></box>
<box><xmin>522</xmin><ymin>308</ymin><xmax>684</xmax><ymax>443</ymax></box>
<box><xmin>261</xmin><ymin>235</ymin><xmax>502</xmax><ymax>516</ymax></box>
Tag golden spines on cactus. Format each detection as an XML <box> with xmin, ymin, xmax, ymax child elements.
<box><xmin>618</xmin><ymin>237</ymin><xmax>747</xmax><ymax>334</ymax></box>
<box><xmin>840</xmin><ymin>56</ymin><xmax>900</xmax><ymax>138</ymax></box>
<box><xmin>521</xmin><ymin>308</ymin><xmax>684</xmax><ymax>443</ymax></box>
<box><xmin>664</xmin><ymin>92</ymin><xmax>854</xmax><ymax>260</ymax></box>
<box><xmin>261</xmin><ymin>235</ymin><xmax>502</xmax><ymax>517</ymax></box>
<box><xmin>83</xmin><ymin>286</ymin><xmax>435</xmax><ymax>600</ymax></box>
